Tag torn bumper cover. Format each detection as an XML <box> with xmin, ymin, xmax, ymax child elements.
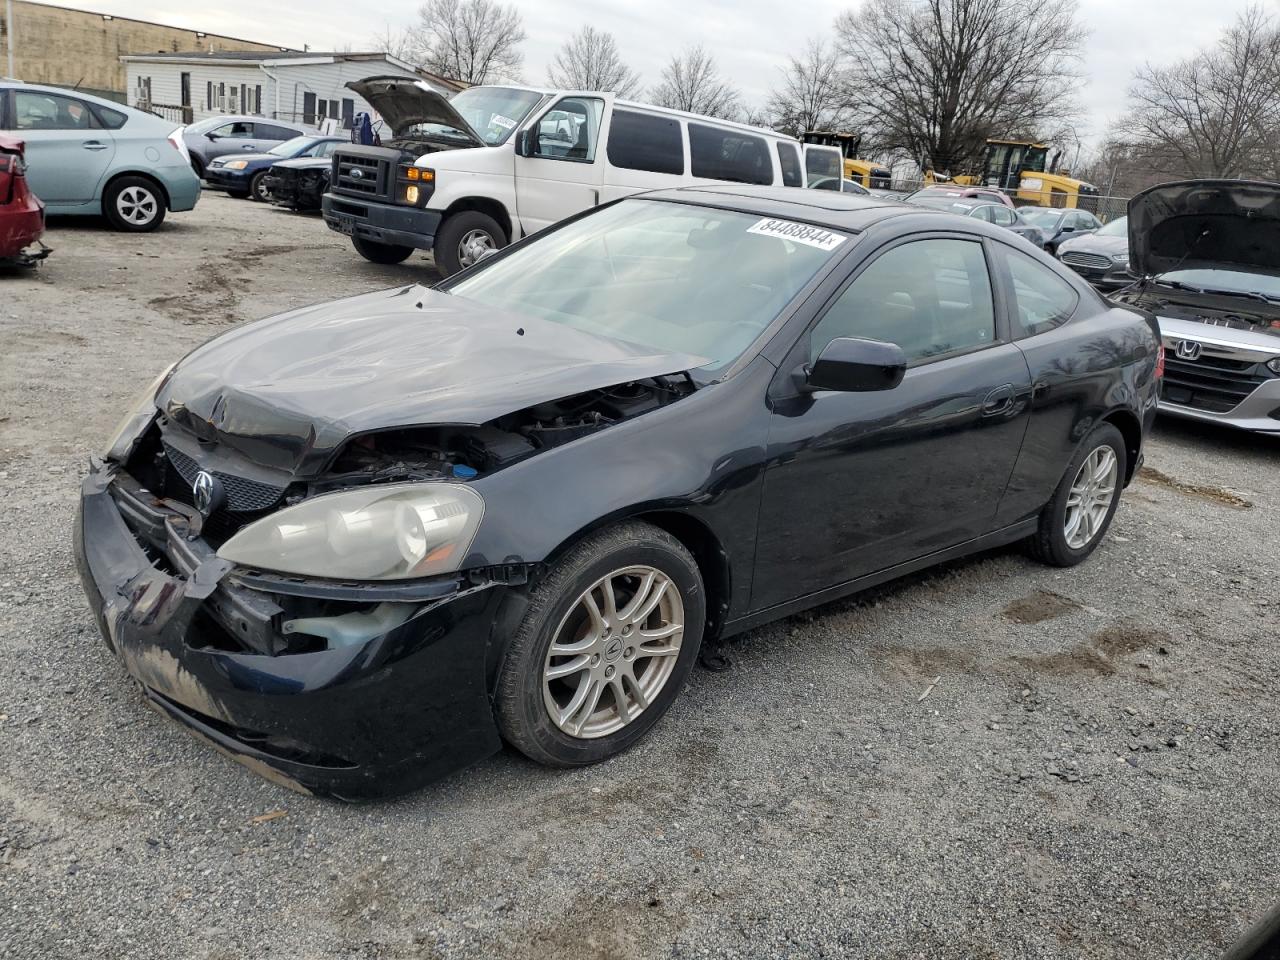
<box><xmin>73</xmin><ymin>461</ymin><xmax>504</xmax><ymax>800</ymax></box>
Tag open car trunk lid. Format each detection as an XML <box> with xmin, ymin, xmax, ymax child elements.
<box><xmin>346</xmin><ymin>76</ymin><xmax>485</xmax><ymax>147</ymax></box>
<box><xmin>1128</xmin><ymin>179</ymin><xmax>1280</xmax><ymax>277</ymax></box>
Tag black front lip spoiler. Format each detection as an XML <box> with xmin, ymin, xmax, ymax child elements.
<box><xmin>73</xmin><ymin>462</ymin><xmax>504</xmax><ymax>800</ymax></box>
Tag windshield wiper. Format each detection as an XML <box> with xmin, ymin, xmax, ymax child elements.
<box><xmin>1210</xmin><ymin>289</ymin><xmax>1280</xmax><ymax>305</ymax></box>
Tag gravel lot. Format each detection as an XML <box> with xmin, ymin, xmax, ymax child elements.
<box><xmin>1</xmin><ymin>193</ymin><xmax>1277</xmax><ymax>960</ymax></box>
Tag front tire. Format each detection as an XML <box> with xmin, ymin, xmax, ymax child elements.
<box><xmin>249</xmin><ymin>170</ymin><xmax>272</xmax><ymax>203</ymax></box>
<box><xmin>103</xmin><ymin>176</ymin><xmax>166</xmax><ymax>232</ymax></box>
<box><xmin>1026</xmin><ymin>423</ymin><xmax>1126</xmax><ymax>567</ymax></box>
<box><xmin>351</xmin><ymin>236</ymin><xmax>415</xmax><ymax>265</ymax></box>
<box><xmin>496</xmin><ymin>521</ymin><xmax>705</xmax><ymax>768</ymax></box>
<box><xmin>434</xmin><ymin>210</ymin><xmax>507</xmax><ymax>277</ymax></box>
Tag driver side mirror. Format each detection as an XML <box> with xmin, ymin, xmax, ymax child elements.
<box><xmin>802</xmin><ymin>338</ymin><xmax>907</xmax><ymax>393</ymax></box>
<box><xmin>205</xmin><ymin>132</ymin><xmax>220</xmax><ymax>140</ymax></box>
<box><xmin>514</xmin><ymin>128</ymin><xmax>533</xmax><ymax>158</ymax></box>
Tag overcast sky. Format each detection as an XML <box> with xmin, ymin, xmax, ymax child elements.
<box><xmin>54</xmin><ymin>0</ymin><xmax>1264</xmax><ymax>148</ymax></box>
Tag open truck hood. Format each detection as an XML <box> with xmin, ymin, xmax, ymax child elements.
<box><xmin>346</xmin><ymin>76</ymin><xmax>485</xmax><ymax>146</ymax></box>
<box><xmin>156</xmin><ymin>286</ymin><xmax>703</xmax><ymax>476</ymax></box>
<box><xmin>1128</xmin><ymin>179</ymin><xmax>1280</xmax><ymax>277</ymax></box>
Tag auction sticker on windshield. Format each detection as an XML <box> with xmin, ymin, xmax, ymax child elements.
<box><xmin>747</xmin><ymin>218</ymin><xmax>848</xmax><ymax>251</ymax></box>
<box><xmin>490</xmin><ymin>114</ymin><xmax>517</xmax><ymax>130</ymax></box>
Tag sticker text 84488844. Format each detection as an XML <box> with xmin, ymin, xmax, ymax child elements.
<box><xmin>746</xmin><ymin>218</ymin><xmax>848</xmax><ymax>252</ymax></box>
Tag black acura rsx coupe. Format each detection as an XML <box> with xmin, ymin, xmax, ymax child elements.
<box><xmin>76</xmin><ymin>186</ymin><xmax>1162</xmax><ymax>799</ymax></box>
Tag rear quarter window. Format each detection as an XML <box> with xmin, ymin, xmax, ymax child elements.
<box><xmin>91</xmin><ymin>104</ymin><xmax>127</xmax><ymax>130</ymax></box>
<box><xmin>999</xmin><ymin>246</ymin><xmax>1080</xmax><ymax>337</ymax></box>
<box><xmin>606</xmin><ymin>110</ymin><xmax>683</xmax><ymax>176</ymax></box>
<box><xmin>688</xmin><ymin>123</ymin><xmax>772</xmax><ymax>185</ymax></box>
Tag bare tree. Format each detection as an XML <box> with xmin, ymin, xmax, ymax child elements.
<box><xmin>650</xmin><ymin>45</ymin><xmax>740</xmax><ymax>120</ymax></box>
<box><xmin>406</xmin><ymin>0</ymin><xmax>525</xmax><ymax>85</ymax></box>
<box><xmin>1120</xmin><ymin>6</ymin><xmax>1280</xmax><ymax>180</ymax></box>
<box><xmin>546</xmin><ymin>26</ymin><xmax>641</xmax><ymax>97</ymax></box>
<box><xmin>766</xmin><ymin>38</ymin><xmax>851</xmax><ymax>136</ymax></box>
<box><xmin>370</xmin><ymin>24</ymin><xmax>419</xmax><ymax>65</ymax></box>
<box><xmin>835</xmin><ymin>0</ymin><xmax>1086</xmax><ymax>176</ymax></box>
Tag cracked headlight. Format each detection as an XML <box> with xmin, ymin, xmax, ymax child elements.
<box><xmin>102</xmin><ymin>362</ymin><xmax>175</xmax><ymax>462</ymax></box>
<box><xmin>217</xmin><ymin>483</ymin><xmax>484</xmax><ymax>580</ymax></box>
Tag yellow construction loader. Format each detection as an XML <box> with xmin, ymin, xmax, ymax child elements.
<box><xmin>922</xmin><ymin>140</ymin><xmax>1098</xmax><ymax>209</ymax></box>
<box><xmin>801</xmin><ymin>132</ymin><xmax>892</xmax><ymax>189</ymax></box>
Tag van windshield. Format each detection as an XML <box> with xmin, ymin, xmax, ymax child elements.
<box><xmin>446</xmin><ymin>199</ymin><xmax>852</xmax><ymax>373</ymax></box>
<box><xmin>407</xmin><ymin>87</ymin><xmax>543</xmax><ymax>145</ymax></box>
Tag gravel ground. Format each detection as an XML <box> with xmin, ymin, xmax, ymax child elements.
<box><xmin>1</xmin><ymin>193</ymin><xmax>1278</xmax><ymax>960</ymax></box>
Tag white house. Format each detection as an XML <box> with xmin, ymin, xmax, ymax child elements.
<box><xmin>119</xmin><ymin>50</ymin><xmax>463</xmax><ymax>128</ymax></box>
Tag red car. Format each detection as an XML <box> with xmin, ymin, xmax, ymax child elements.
<box><xmin>0</xmin><ymin>135</ymin><xmax>49</xmax><ymax>265</ymax></box>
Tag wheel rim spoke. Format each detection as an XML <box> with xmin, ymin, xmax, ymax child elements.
<box><xmin>1064</xmin><ymin>444</ymin><xmax>1118</xmax><ymax>549</ymax></box>
<box><xmin>542</xmin><ymin>563</ymin><xmax>684</xmax><ymax>740</ymax></box>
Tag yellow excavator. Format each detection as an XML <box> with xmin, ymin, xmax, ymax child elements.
<box><xmin>802</xmin><ymin>131</ymin><xmax>892</xmax><ymax>189</ymax></box>
<box><xmin>922</xmin><ymin>140</ymin><xmax>1099</xmax><ymax>209</ymax></box>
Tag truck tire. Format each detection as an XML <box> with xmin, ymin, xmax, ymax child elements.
<box><xmin>434</xmin><ymin>211</ymin><xmax>507</xmax><ymax>277</ymax></box>
<box><xmin>351</xmin><ymin>237</ymin><xmax>415</xmax><ymax>265</ymax></box>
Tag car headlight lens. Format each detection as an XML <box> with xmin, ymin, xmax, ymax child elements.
<box><xmin>217</xmin><ymin>483</ymin><xmax>484</xmax><ymax>580</ymax></box>
<box><xmin>225</xmin><ymin>160</ymin><xmax>249</xmax><ymax>170</ymax></box>
<box><xmin>1112</xmin><ymin>253</ymin><xmax>1129</xmax><ymax>263</ymax></box>
<box><xmin>1267</xmin><ymin>357</ymin><xmax>1280</xmax><ymax>375</ymax></box>
<box><xmin>102</xmin><ymin>362</ymin><xmax>176</xmax><ymax>462</ymax></box>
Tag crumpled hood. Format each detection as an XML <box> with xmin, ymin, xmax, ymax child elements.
<box><xmin>269</xmin><ymin>156</ymin><xmax>331</xmax><ymax>171</ymax></box>
<box><xmin>1128</xmin><ymin>179</ymin><xmax>1280</xmax><ymax>277</ymax></box>
<box><xmin>346</xmin><ymin>76</ymin><xmax>484</xmax><ymax>145</ymax></box>
<box><xmin>156</xmin><ymin>286</ymin><xmax>704</xmax><ymax>476</ymax></box>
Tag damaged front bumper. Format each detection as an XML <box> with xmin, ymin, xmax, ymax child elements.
<box><xmin>73</xmin><ymin>461</ymin><xmax>504</xmax><ymax>800</ymax></box>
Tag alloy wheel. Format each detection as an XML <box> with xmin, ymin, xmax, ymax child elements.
<box><xmin>457</xmin><ymin>228</ymin><xmax>496</xmax><ymax>268</ymax></box>
<box><xmin>117</xmin><ymin>186</ymin><xmax>158</xmax><ymax>226</ymax></box>
<box><xmin>1064</xmin><ymin>445</ymin><xmax>1118</xmax><ymax>549</ymax></box>
<box><xmin>542</xmin><ymin>565</ymin><xmax>685</xmax><ymax>739</ymax></box>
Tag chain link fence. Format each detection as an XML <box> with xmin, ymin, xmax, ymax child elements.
<box><xmin>886</xmin><ymin>178</ymin><xmax>1130</xmax><ymax>223</ymax></box>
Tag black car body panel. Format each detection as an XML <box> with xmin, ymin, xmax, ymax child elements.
<box><xmin>264</xmin><ymin>157</ymin><xmax>331</xmax><ymax>210</ymax></box>
<box><xmin>1127</xmin><ymin>179</ymin><xmax>1280</xmax><ymax>276</ymax></box>
<box><xmin>75</xmin><ymin>187</ymin><xmax>1160</xmax><ymax>798</ymax></box>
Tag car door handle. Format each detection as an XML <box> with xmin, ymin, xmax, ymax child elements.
<box><xmin>982</xmin><ymin>383</ymin><xmax>1015</xmax><ymax>416</ymax></box>
<box><xmin>243</xmin><ymin>144</ymin><xmax>256</xmax><ymax>150</ymax></box>
<box><xmin>81</xmin><ymin>140</ymin><xmax>108</xmax><ymax>151</ymax></box>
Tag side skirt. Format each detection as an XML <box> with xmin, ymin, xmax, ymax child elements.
<box><xmin>720</xmin><ymin>517</ymin><xmax>1039</xmax><ymax>639</ymax></box>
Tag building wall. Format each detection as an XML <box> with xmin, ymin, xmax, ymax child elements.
<box><xmin>1</xmin><ymin>1</ymin><xmax>287</xmax><ymax>102</ymax></box>
<box><xmin>125</xmin><ymin>59</ymin><xmax>425</xmax><ymax>128</ymax></box>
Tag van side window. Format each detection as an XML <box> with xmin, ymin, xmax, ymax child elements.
<box><xmin>688</xmin><ymin>123</ymin><xmax>772</xmax><ymax>185</ymax></box>
<box><xmin>606</xmin><ymin>110</ymin><xmax>683</xmax><ymax>175</ymax></box>
<box><xmin>533</xmin><ymin>96</ymin><xmax>605</xmax><ymax>163</ymax></box>
<box><xmin>776</xmin><ymin>142</ymin><xmax>802</xmax><ymax>187</ymax></box>
<box><xmin>804</xmin><ymin>147</ymin><xmax>842</xmax><ymax>189</ymax></box>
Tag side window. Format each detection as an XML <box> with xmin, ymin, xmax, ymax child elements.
<box><xmin>226</xmin><ymin>121</ymin><xmax>255</xmax><ymax>138</ymax></box>
<box><xmin>263</xmin><ymin>124</ymin><xmax>297</xmax><ymax>140</ymax></box>
<box><xmin>14</xmin><ymin>91</ymin><xmax>99</xmax><ymax>130</ymax></box>
<box><xmin>810</xmin><ymin>239</ymin><xmax>995</xmax><ymax>364</ymax></box>
<box><xmin>776</xmin><ymin>142</ymin><xmax>802</xmax><ymax>187</ymax></box>
<box><xmin>970</xmin><ymin>205</ymin><xmax>995</xmax><ymax>223</ymax></box>
<box><xmin>91</xmin><ymin>104</ymin><xmax>127</xmax><ymax>130</ymax></box>
<box><xmin>605</xmin><ymin>109</ymin><xmax>683</xmax><ymax>175</ymax></box>
<box><xmin>804</xmin><ymin>147</ymin><xmax>841</xmax><ymax>190</ymax></box>
<box><xmin>1000</xmin><ymin>246</ymin><xmax>1080</xmax><ymax>337</ymax></box>
<box><xmin>688</xmin><ymin>123</ymin><xmax>771</xmax><ymax>185</ymax></box>
<box><xmin>532</xmin><ymin>96</ymin><xmax>604</xmax><ymax>162</ymax></box>
<box><xmin>310</xmin><ymin>140</ymin><xmax>338</xmax><ymax>159</ymax></box>
<box><xmin>992</xmin><ymin>206</ymin><xmax>1016</xmax><ymax>226</ymax></box>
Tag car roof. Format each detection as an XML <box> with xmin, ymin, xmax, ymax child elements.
<box><xmin>637</xmin><ymin>184</ymin><xmax>993</xmax><ymax>235</ymax></box>
<box><xmin>3</xmin><ymin>81</ymin><xmax>169</xmax><ymax>125</ymax></box>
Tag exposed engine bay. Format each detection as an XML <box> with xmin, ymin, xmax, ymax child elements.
<box><xmin>1114</xmin><ymin>287</ymin><xmax>1280</xmax><ymax>336</ymax></box>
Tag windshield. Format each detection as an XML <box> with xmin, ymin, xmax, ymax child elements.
<box><xmin>269</xmin><ymin>136</ymin><xmax>311</xmax><ymax>157</ymax></box>
<box><xmin>408</xmin><ymin>86</ymin><xmax>543</xmax><ymax>145</ymax></box>
<box><xmin>1155</xmin><ymin>268</ymin><xmax>1280</xmax><ymax>300</ymax></box>
<box><xmin>1017</xmin><ymin>207</ymin><xmax>1065</xmax><ymax>228</ymax></box>
<box><xmin>447</xmin><ymin>199</ymin><xmax>852</xmax><ymax>371</ymax></box>
<box><xmin>1096</xmin><ymin>216</ymin><xmax>1127</xmax><ymax>237</ymax></box>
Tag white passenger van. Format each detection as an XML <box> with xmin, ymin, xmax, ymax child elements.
<box><xmin>323</xmin><ymin>79</ymin><xmax>845</xmax><ymax>276</ymax></box>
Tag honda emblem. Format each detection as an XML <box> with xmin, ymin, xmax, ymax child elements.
<box><xmin>1174</xmin><ymin>340</ymin><xmax>1202</xmax><ymax>361</ymax></box>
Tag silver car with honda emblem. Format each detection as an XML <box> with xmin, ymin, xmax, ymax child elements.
<box><xmin>1112</xmin><ymin>179</ymin><xmax>1280</xmax><ymax>434</ymax></box>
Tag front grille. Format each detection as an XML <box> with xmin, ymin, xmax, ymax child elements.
<box><xmin>163</xmin><ymin>442</ymin><xmax>285</xmax><ymax>511</ymax></box>
<box><xmin>1061</xmin><ymin>251</ymin><xmax>1112</xmax><ymax>270</ymax></box>
<box><xmin>332</xmin><ymin>150</ymin><xmax>389</xmax><ymax>200</ymax></box>
<box><xmin>1161</xmin><ymin>355</ymin><xmax>1271</xmax><ymax>413</ymax></box>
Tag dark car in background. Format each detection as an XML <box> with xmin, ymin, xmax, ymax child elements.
<box><xmin>263</xmin><ymin>155</ymin><xmax>333</xmax><ymax>211</ymax></box>
<box><xmin>1058</xmin><ymin>216</ymin><xmax>1133</xmax><ymax>288</ymax></box>
<box><xmin>206</xmin><ymin>136</ymin><xmax>343</xmax><ymax>202</ymax></box>
<box><xmin>75</xmin><ymin>187</ymin><xmax>1159</xmax><ymax>798</ymax></box>
<box><xmin>181</xmin><ymin>115</ymin><xmax>316</xmax><ymax>179</ymax></box>
<box><xmin>1017</xmin><ymin>206</ymin><xmax>1102</xmax><ymax>254</ymax></box>
<box><xmin>0</xmin><ymin>135</ymin><xmax>48</xmax><ymax>265</ymax></box>
<box><xmin>1112</xmin><ymin>179</ymin><xmax>1280</xmax><ymax>434</ymax></box>
<box><xmin>905</xmin><ymin>194</ymin><xmax>1044</xmax><ymax>245</ymax></box>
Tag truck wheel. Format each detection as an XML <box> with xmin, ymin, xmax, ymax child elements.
<box><xmin>351</xmin><ymin>237</ymin><xmax>415</xmax><ymax>265</ymax></box>
<box><xmin>435</xmin><ymin>211</ymin><xmax>507</xmax><ymax>277</ymax></box>
<box><xmin>103</xmin><ymin>176</ymin><xmax>167</xmax><ymax>232</ymax></box>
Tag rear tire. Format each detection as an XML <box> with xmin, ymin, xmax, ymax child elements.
<box><xmin>351</xmin><ymin>237</ymin><xmax>415</xmax><ymax>265</ymax></box>
<box><xmin>102</xmin><ymin>176</ymin><xmax>166</xmax><ymax>232</ymax></box>
<box><xmin>1025</xmin><ymin>423</ymin><xmax>1126</xmax><ymax>567</ymax></box>
<box><xmin>434</xmin><ymin>210</ymin><xmax>507</xmax><ymax>277</ymax></box>
<box><xmin>495</xmin><ymin>521</ymin><xmax>705</xmax><ymax>768</ymax></box>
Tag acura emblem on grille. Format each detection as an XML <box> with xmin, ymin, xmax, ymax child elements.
<box><xmin>1174</xmin><ymin>340</ymin><xmax>1203</xmax><ymax>361</ymax></box>
<box><xmin>349</xmin><ymin>168</ymin><xmax>364</xmax><ymax>179</ymax></box>
<box><xmin>192</xmin><ymin>470</ymin><xmax>224</xmax><ymax>517</ymax></box>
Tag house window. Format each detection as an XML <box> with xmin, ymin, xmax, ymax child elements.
<box><xmin>207</xmin><ymin>81</ymin><xmax>213</xmax><ymax>112</ymax></box>
<box><xmin>254</xmin><ymin>85</ymin><xmax>262</xmax><ymax>115</ymax></box>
